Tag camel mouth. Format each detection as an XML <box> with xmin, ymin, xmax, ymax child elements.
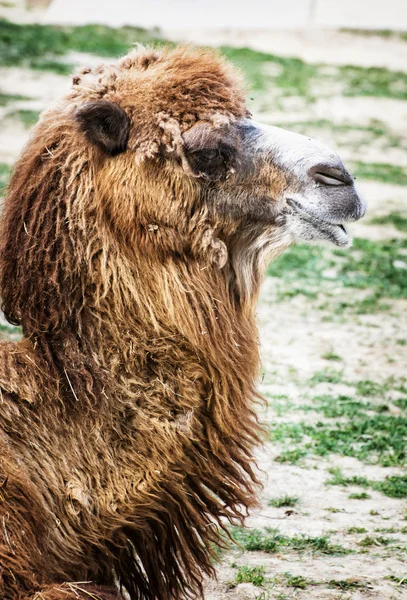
<box><xmin>287</xmin><ymin>198</ymin><xmax>351</xmax><ymax>248</ymax></box>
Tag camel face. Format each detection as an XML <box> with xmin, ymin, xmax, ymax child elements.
<box><xmin>71</xmin><ymin>47</ymin><xmax>365</xmax><ymax>266</ymax></box>
<box><xmin>194</xmin><ymin>119</ymin><xmax>366</xmax><ymax>250</ymax></box>
<box><xmin>241</xmin><ymin>120</ymin><xmax>366</xmax><ymax>248</ymax></box>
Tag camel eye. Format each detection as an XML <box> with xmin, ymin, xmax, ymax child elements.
<box><xmin>188</xmin><ymin>148</ymin><xmax>226</xmax><ymax>180</ymax></box>
<box><xmin>182</xmin><ymin>121</ymin><xmax>241</xmax><ymax>181</ymax></box>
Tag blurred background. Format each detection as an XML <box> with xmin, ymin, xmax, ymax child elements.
<box><xmin>1</xmin><ymin>1</ymin><xmax>407</xmax><ymax>598</ymax></box>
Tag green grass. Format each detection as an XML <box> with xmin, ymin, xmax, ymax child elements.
<box><xmin>374</xmin><ymin>475</ymin><xmax>407</xmax><ymax>498</ymax></box>
<box><xmin>309</xmin><ymin>369</ymin><xmax>343</xmax><ymax>385</ymax></box>
<box><xmin>267</xmin><ymin>238</ymin><xmax>407</xmax><ymax>303</ymax></box>
<box><xmin>223</xmin><ymin>46</ymin><xmax>407</xmax><ymax>101</ymax></box>
<box><xmin>0</xmin><ymin>19</ymin><xmax>162</xmax><ymax>73</ymax></box>
<box><xmin>311</xmin><ymin>415</ymin><xmax>407</xmax><ymax>467</ymax></box>
<box><xmin>327</xmin><ymin>469</ymin><xmax>407</xmax><ymax>499</ymax></box>
<box><xmin>347</xmin><ymin>527</ymin><xmax>368</xmax><ymax>534</ymax></box>
<box><xmin>0</xmin><ymin>163</ymin><xmax>11</xmax><ymax>192</ymax></box>
<box><xmin>3</xmin><ymin>19</ymin><xmax>406</xmax><ymax>105</ymax></box>
<box><xmin>311</xmin><ymin>395</ymin><xmax>371</xmax><ymax>419</ymax></box>
<box><xmin>358</xmin><ymin>535</ymin><xmax>394</xmax><ymax>547</ymax></box>
<box><xmin>268</xmin><ymin>495</ymin><xmax>299</xmax><ymax>508</ymax></box>
<box><xmin>221</xmin><ymin>46</ymin><xmax>319</xmax><ymax>95</ymax></box>
<box><xmin>355</xmin><ymin>380</ymin><xmax>387</xmax><ymax>397</ymax></box>
<box><xmin>0</xmin><ymin>91</ymin><xmax>31</xmax><ymax>106</ymax></box>
<box><xmin>327</xmin><ymin>468</ymin><xmax>370</xmax><ymax>488</ymax></box>
<box><xmin>267</xmin><ymin>375</ymin><xmax>407</xmax><ymax>469</ymax></box>
<box><xmin>351</xmin><ymin>161</ymin><xmax>407</xmax><ymax>186</ymax></box>
<box><xmin>0</xmin><ymin>322</ymin><xmax>23</xmax><ymax>343</ymax></box>
<box><xmin>283</xmin><ymin>573</ymin><xmax>309</xmax><ymax>589</ymax></box>
<box><xmin>233</xmin><ymin>565</ymin><xmax>266</xmax><ymax>587</ymax></box>
<box><xmin>321</xmin><ymin>351</ymin><xmax>342</xmax><ymax>361</ymax></box>
<box><xmin>348</xmin><ymin>492</ymin><xmax>371</xmax><ymax>500</ymax></box>
<box><xmin>339</xmin><ymin>65</ymin><xmax>407</xmax><ymax>101</ymax></box>
<box><xmin>371</xmin><ymin>212</ymin><xmax>407</xmax><ymax>232</ymax></box>
<box><xmin>274</xmin><ymin>119</ymin><xmax>407</xmax><ymax>151</ymax></box>
<box><xmin>385</xmin><ymin>575</ymin><xmax>407</xmax><ymax>586</ymax></box>
<box><xmin>328</xmin><ymin>579</ymin><xmax>366</xmax><ymax>590</ymax></box>
<box><xmin>275</xmin><ymin>448</ymin><xmax>307</xmax><ymax>464</ymax></box>
<box><xmin>339</xmin><ymin>28</ymin><xmax>405</xmax><ymax>39</ymax></box>
<box><xmin>231</xmin><ymin>527</ymin><xmax>353</xmax><ymax>556</ymax></box>
<box><xmin>270</xmin><ymin>399</ymin><xmax>407</xmax><ymax>468</ymax></box>
<box><xmin>7</xmin><ymin>108</ymin><xmax>40</xmax><ymax>128</ymax></box>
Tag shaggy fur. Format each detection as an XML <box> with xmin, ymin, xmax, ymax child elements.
<box><xmin>0</xmin><ymin>47</ymin><xmax>289</xmax><ymax>600</ymax></box>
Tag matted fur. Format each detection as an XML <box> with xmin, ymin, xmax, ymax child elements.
<box><xmin>0</xmin><ymin>47</ymin><xmax>278</xmax><ymax>600</ymax></box>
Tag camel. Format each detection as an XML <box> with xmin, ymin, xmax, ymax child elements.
<box><xmin>0</xmin><ymin>46</ymin><xmax>365</xmax><ymax>600</ymax></box>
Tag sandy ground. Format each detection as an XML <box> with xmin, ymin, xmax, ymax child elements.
<box><xmin>0</xmin><ymin>13</ymin><xmax>406</xmax><ymax>600</ymax></box>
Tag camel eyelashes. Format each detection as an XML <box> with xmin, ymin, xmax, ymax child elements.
<box><xmin>76</xmin><ymin>100</ymin><xmax>130</xmax><ymax>156</ymax></box>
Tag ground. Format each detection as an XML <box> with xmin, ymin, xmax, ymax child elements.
<box><xmin>0</xmin><ymin>13</ymin><xmax>406</xmax><ymax>600</ymax></box>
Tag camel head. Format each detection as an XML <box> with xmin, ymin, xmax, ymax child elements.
<box><xmin>72</xmin><ymin>47</ymin><xmax>365</xmax><ymax>279</ymax></box>
<box><xmin>1</xmin><ymin>46</ymin><xmax>366</xmax><ymax>334</ymax></box>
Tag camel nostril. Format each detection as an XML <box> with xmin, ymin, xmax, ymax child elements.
<box><xmin>309</xmin><ymin>164</ymin><xmax>353</xmax><ymax>187</ymax></box>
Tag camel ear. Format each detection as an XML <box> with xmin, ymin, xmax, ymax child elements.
<box><xmin>76</xmin><ymin>100</ymin><xmax>130</xmax><ymax>156</ymax></box>
<box><xmin>182</xmin><ymin>122</ymin><xmax>241</xmax><ymax>181</ymax></box>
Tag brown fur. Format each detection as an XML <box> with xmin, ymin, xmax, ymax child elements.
<box><xmin>0</xmin><ymin>47</ymin><xmax>290</xmax><ymax>600</ymax></box>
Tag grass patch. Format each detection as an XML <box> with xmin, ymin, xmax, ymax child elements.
<box><xmin>385</xmin><ymin>574</ymin><xmax>407</xmax><ymax>586</ymax></box>
<box><xmin>231</xmin><ymin>527</ymin><xmax>353</xmax><ymax>556</ymax></box>
<box><xmin>309</xmin><ymin>369</ymin><xmax>343</xmax><ymax>385</ymax></box>
<box><xmin>233</xmin><ymin>565</ymin><xmax>266</xmax><ymax>587</ymax></box>
<box><xmin>371</xmin><ymin>212</ymin><xmax>407</xmax><ymax>232</ymax></box>
<box><xmin>358</xmin><ymin>535</ymin><xmax>394</xmax><ymax>547</ymax></box>
<box><xmin>312</xmin><ymin>395</ymin><xmax>370</xmax><ymax>419</ymax></box>
<box><xmin>339</xmin><ymin>28</ymin><xmax>404</xmax><ymax>39</ymax></box>
<box><xmin>0</xmin><ymin>19</ymin><xmax>162</xmax><ymax>72</ymax></box>
<box><xmin>339</xmin><ymin>65</ymin><xmax>407</xmax><ymax>101</ymax></box>
<box><xmin>310</xmin><ymin>415</ymin><xmax>407</xmax><ymax>467</ymax></box>
<box><xmin>268</xmin><ymin>495</ymin><xmax>299</xmax><ymax>508</ymax></box>
<box><xmin>274</xmin><ymin>119</ymin><xmax>406</xmax><ymax>150</ymax></box>
<box><xmin>270</xmin><ymin>400</ymin><xmax>407</xmax><ymax>467</ymax></box>
<box><xmin>223</xmin><ymin>46</ymin><xmax>407</xmax><ymax>101</ymax></box>
<box><xmin>328</xmin><ymin>579</ymin><xmax>366</xmax><ymax>590</ymax></box>
<box><xmin>321</xmin><ymin>351</ymin><xmax>342</xmax><ymax>361</ymax></box>
<box><xmin>268</xmin><ymin>422</ymin><xmax>306</xmax><ymax>444</ymax></box>
<box><xmin>327</xmin><ymin>468</ymin><xmax>370</xmax><ymax>488</ymax></box>
<box><xmin>347</xmin><ymin>527</ymin><xmax>367</xmax><ymax>534</ymax></box>
<box><xmin>348</xmin><ymin>492</ymin><xmax>371</xmax><ymax>500</ymax></box>
<box><xmin>374</xmin><ymin>475</ymin><xmax>407</xmax><ymax>498</ymax></box>
<box><xmin>221</xmin><ymin>46</ymin><xmax>318</xmax><ymax>95</ymax></box>
<box><xmin>0</xmin><ymin>163</ymin><xmax>11</xmax><ymax>192</ymax></box>
<box><xmin>275</xmin><ymin>448</ymin><xmax>306</xmax><ymax>464</ymax></box>
<box><xmin>351</xmin><ymin>161</ymin><xmax>407</xmax><ymax>186</ymax></box>
<box><xmin>283</xmin><ymin>573</ymin><xmax>309</xmax><ymax>589</ymax></box>
<box><xmin>355</xmin><ymin>380</ymin><xmax>387</xmax><ymax>397</ymax></box>
<box><xmin>394</xmin><ymin>398</ymin><xmax>407</xmax><ymax>410</ymax></box>
<box><xmin>267</xmin><ymin>238</ymin><xmax>407</xmax><ymax>302</ymax></box>
<box><xmin>327</xmin><ymin>469</ymin><xmax>407</xmax><ymax>498</ymax></box>
<box><xmin>0</xmin><ymin>91</ymin><xmax>31</xmax><ymax>106</ymax></box>
<box><xmin>0</xmin><ymin>322</ymin><xmax>22</xmax><ymax>337</ymax></box>
<box><xmin>2</xmin><ymin>21</ymin><xmax>407</xmax><ymax>105</ymax></box>
<box><xmin>7</xmin><ymin>108</ymin><xmax>40</xmax><ymax>128</ymax></box>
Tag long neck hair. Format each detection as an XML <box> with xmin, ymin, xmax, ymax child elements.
<box><xmin>0</xmin><ymin>111</ymin><xmax>264</xmax><ymax>600</ymax></box>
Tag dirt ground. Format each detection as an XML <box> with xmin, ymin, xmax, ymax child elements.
<box><xmin>0</xmin><ymin>9</ymin><xmax>406</xmax><ymax>599</ymax></box>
